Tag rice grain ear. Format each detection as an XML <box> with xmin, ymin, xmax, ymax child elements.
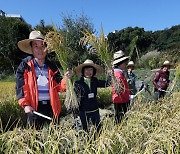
<box><xmin>81</xmin><ymin>27</ymin><xmax>113</xmax><ymax>73</ymax></box>
<box><xmin>45</xmin><ymin>29</ymin><xmax>80</xmax><ymax>111</ymax></box>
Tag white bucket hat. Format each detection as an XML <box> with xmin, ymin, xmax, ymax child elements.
<box><xmin>75</xmin><ymin>59</ymin><xmax>104</xmax><ymax>77</ymax></box>
<box><xmin>127</xmin><ymin>61</ymin><xmax>135</xmax><ymax>67</ymax></box>
<box><xmin>162</xmin><ymin>60</ymin><xmax>170</xmax><ymax>66</ymax></box>
<box><xmin>18</xmin><ymin>31</ymin><xmax>45</xmax><ymax>54</ymax></box>
<box><xmin>113</xmin><ymin>50</ymin><xmax>129</xmax><ymax>65</ymax></box>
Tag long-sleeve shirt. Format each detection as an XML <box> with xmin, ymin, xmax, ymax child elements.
<box><xmin>153</xmin><ymin>69</ymin><xmax>170</xmax><ymax>90</ymax></box>
<box><xmin>74</xmin><ymin>77</ymin><xmax>110</xmax><ymax>111</ymax></box>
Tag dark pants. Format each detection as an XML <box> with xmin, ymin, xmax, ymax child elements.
<box><xmin>114</xmin><ymin>101</ymin><xmax>130</xmax><ymax>124</ymax></box>
<box><xmin>27</xmin><ymin>100</ymin><xmax>53</xmax><ymax>129</ymax></box>
<box><xmin>79</xmin><ymin>109</ymin><xmax>101</xmax><ymax>132</ymax></box>
<box><xmin>154</xmin><ymin>90</ymin><xmax>166</xmax><ymax>101</ymax></box>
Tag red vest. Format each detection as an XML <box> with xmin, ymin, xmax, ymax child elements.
<box><xmin>112</xmin><ymin>69</ymin><xmax>130</xmax><ymax>103</ymax></box>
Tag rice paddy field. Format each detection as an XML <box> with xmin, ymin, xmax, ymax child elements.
<box><xmin>0</xmin><ymin>69</ymin><xmax>179</xmax><ymax>154</ymax></box>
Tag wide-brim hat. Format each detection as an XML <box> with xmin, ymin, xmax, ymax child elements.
<box><xmin>127</xmin><ymin>61</ymin><xmax>135</xmax><ymax>67</ymax></box>
<box><xmin>18</xmin><ymin>31</ymin><xmax>45</xmax><ymax>54</ymax></box>
<box><xmin>113</xmin><ymin>50</ymin><xmax>129</xmax><ymax>65</ymax></box>
<box><xmin>75</xmin><ymin>59</ymin><xmax>104</xmax><ymax>77</ymax></box>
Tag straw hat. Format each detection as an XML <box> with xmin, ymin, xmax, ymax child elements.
<box><xmin>18</xmin><ymin>31</ymin><xmax>45</xmax><ymax>54</ymax></box>
<box><xmin>113</xmin><ymin>50</ymin><xmax>129</xmax><ymax>65</ymax></box>
<box><xmin>127</xmin><ymin>61</ymin><xmax>135</xmax><ymax>67</ymax></box>
<box><xmin>162</xmin><ymin>60</ymin><xmax>170</xmax><ymax>66</ymax></box>
<box><xmin>75</xmin><ymin>59</ymin><xmax>104</xmax><ymax>77</ymax></box>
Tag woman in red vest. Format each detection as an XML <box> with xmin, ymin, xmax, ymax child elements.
<box><xmin>112</xmin><ymin>50</ymin><xmax>130</xmax><ymax>124</ymax></box>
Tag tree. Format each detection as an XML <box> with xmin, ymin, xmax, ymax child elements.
<box><xmin>0</xmin><ymin>17</ymin><xmax>31</xmax><ymax>73</ymax></box>
<box><xmin>34</xmin><ymin>20</ymin><xmax>54</xmax><ymax>35</ymax></box>
<box><xmin>60</xmin><ymin>13</ymin><xmax>95</xmax><ymax>66</ymax></box>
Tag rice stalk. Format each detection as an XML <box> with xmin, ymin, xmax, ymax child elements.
<box><xmin>81</xmin><ymin>27</ymin><xmax>124</xmax><ymax>93</ymax></box>
<box><xmin>80</xmin><ymin>26</ymin><xmax>112</xmax><ymax>71</ymax></box>
<box><xmin>45</xmin><ymin>28</ymin><xmax>79</xmax><ymax>111</ymax></box>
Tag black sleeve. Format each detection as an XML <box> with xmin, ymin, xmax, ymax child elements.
<box><xmin>15</xmin><ymin>62</ymin><xmax>28</xmax><ymax>99</ymax></box>
<box><xmin>54</xmin><ymin>70</ymin><xmax>63</xmax><ymax>83</ymax></box>
<box><xmin>97</xmin><ymin>75</ymin><xmax>112</xmax><ymax>88</ymax></box>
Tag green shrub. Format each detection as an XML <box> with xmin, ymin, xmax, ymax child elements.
<box><xmin>97</xmin><ymin>88</ymin><xmax>112</xmax><ymax>108</ymax></box>
<box><xmin>175</xmin><ymin>64</ymin><xmax>180</xmax><ymax>80</ymax></box>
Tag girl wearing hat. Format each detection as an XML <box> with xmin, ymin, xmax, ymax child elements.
<box><xmin>74</xmin><ymin>59</ymin><xmax>110</xmax><ymax>132</ymax></box>
<box><xmin>112</xmin><ymin>50</ymin><xmax>130</xmax><ymax>124</ymax></box>
<box><xmin>153</xmin><ymin>60</ymin><xmax>171</xmax><ymax>101</ymax></box>
<box><xmin>127</xmin><ymin>61</ymin><xmax>137</xmax><ymax>95</ymax></box>
<box><xmin>16</xmin><ymin>31</ymin><xmax>72</xmax><ymax>128</ymax></box>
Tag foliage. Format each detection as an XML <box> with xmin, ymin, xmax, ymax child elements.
<box><xmin>107</xmin><ymin>25</ymin><xmax>180</xmax><ymax>64</ymax></box>
<box><xmin>33</xmin><ymin>19</ymin><xmax>54</xmax><ymax>35</ymax></box>
<box><xmin>138</xmin><ymin>50</ymin><xmax>161</xmax><ymax>69</ymax></box>
<box><xmin>129</xmin><ymin>35</ymin><xmax>139</xmax><ymax>61</ymax></box>
<box><xmin>97</xmin><ymin>88</ymin><xmax>112</xmax><ymax>108</ymax></box>
<box><xmin>61</xmin><ymin>13</ymin><xmax>95</xmax><ymax>66</ymax></box>
<box><xmin>107</xmin><ymin>27</ymin><xmax>153</xmax><ymax>55</ymax></box>
<box><xmin>0</xmin><ymin>82</ymin><xmax>25</xmax><ymax>130</ymax></box>
<box><xmin>175</xmin><ymin>64</ymin><xmax>180</xmax><ymax>80</ymax></box>
<box><xmin>81</xmin><ymin>27</ymin><xmax>113</xmax><ymax>71</ymax></box>
<box><xmin>0</xmin><ymin>17</ymin><xmax>31</xmax><ymax>73</ymax></box>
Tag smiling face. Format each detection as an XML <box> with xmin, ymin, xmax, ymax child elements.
<box><xmin>83</xmin><ymin>67</ymin><xmax>94</xmax><ymax>78</ymax></box>
<box><xmin>31</xmin><ymin>40</ymin><xmax>47</xmax><ymax>60</ymax></box>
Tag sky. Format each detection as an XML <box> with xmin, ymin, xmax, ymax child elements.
<box><xmin>0</xmin><ymin>0</ymin><xmax>180</xmax><ymax>35</ymax></box>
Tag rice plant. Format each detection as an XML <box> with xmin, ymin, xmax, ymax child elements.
<box><xmin>80</xmin><ymin>27</ymin><xmax>124</xmax><ymax>93</ymax></box>
<box><xmin>0</xmin><ymin>92</ymin><xmax>179</xmax><ymax>153</ymax></box>
<box><xmin>45</xmin><ymin>28</ymin><xmax>79</xmax><ymax>112</ymax></box>
<box><xmin>0</xmin><ymin>69</ymin><xmax>179</xmax><ymax>153</ymax></box>
<box><xmin>80</xmin><ymin>26</ymin><xmax>113</xmax><ymax>71</ymax></box>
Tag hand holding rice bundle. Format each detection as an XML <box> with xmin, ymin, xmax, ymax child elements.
<box><xmin>45</xmin><ymin>30</ymin><xmax>79</xmax><ymax>111</ymax></box>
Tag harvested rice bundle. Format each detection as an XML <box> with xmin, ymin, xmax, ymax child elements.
<box><xmin>45</xmin><ymin>30</ymin><xmax>79</xmax><ymax>111</ymax></box>
<box><xmin>81</xmin><ymin>27</ymin><xmax>124</xmax><ymax>93</ymax></box>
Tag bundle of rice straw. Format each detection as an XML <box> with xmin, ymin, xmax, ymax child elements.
<box><xmin>81</xmin><ymin>27</ymin><xmax>125</xmax><ymax>93</ymax></box>
<box><xmin>81</xmin><ymin>27</ymin><xmax>112</xmax><ymax>71</ymax></box>
<box><xmin>45</xmin><ymin>29</ymin><xmax>79</xmax><ymax>111</ymax></box>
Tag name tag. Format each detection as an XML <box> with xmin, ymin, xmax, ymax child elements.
<box><xmin>37</xmin><ymin>75</ymin><xmax>48</xmax><ymax>86</ymax></box>
<box><xmin>88</xmin><ymin>93</ymin><xmax>94</xmax><ymax>99</ymax></box>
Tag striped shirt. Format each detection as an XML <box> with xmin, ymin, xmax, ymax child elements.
<box><xmin>34</xmin><ymin>59</ymin><xmax>50</xmax><ymax>101</ymax></box>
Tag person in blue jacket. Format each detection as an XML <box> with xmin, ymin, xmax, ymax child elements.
<box><xmin>74</xmin><ymin>59</ymin><xmax>110</xmax><ymax>132</ymax></box>
<box><xmin>127</xmin><ymin>61</ymin><xmax>137</xmax><ymax>95</ymax></box>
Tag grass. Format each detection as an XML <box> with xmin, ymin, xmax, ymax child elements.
<box><xmin>0</xmin><ymin>69</ymin><xmax>179</xmax><ymax>153</ymax></box>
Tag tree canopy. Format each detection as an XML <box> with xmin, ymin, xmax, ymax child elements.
<box><xmin>0</xmin><ymin>17</ymin><xmax>31</xmax><ymax>73</ymax></box>
<box><xmin>0</xmin><ymin>14</ymin><xmax>180</xmax><ymax>75</ymax></box>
